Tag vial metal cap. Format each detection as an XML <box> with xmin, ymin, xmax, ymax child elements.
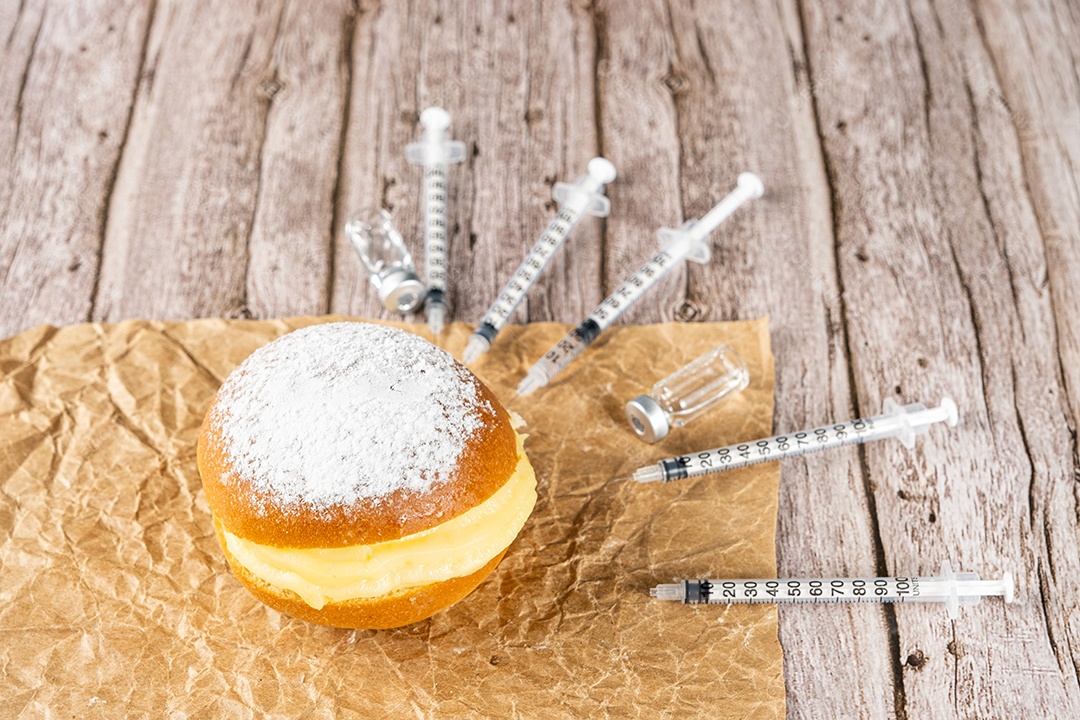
<box><xmin>626</xmin><ymin>394</ymin><xmax>670</xmax><ymax>444</ymax></box>
<box><xmin>377</xmin><ymin>268</ymin><xmax>426</xmax><ymax>314</ymax></box>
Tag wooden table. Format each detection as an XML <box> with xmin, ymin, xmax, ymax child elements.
<box><xmin>3</xmin><ymin>1</ymin><xmax>1077</xmax><ymax>716</ymax></box>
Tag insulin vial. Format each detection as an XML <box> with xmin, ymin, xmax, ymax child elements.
<box><xmin>625</xmin><ymin>344</ymin><xmax>749</xmax><ymax>443</ymax></box>
<box><xmin>345</xmin><ymin>209</ymin><xmax>427</xmax><ymax>314</ymax></box>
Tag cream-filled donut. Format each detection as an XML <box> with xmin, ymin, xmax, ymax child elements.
<box><xmin>196</xmin><ymin>322</ymin><xmax>537</xmax><ymax>629</ymax></box>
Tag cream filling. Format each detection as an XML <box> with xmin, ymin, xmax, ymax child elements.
<box><xmin>222</xmin><ymin>433</ymin><xmax>536</xmax><ymax>610</ymax></box>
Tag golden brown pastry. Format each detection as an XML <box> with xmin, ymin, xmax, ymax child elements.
<box><xmin>197</xmin><ymin>322</ymin><xmax>536</xmax><ymax>629</ymax></box>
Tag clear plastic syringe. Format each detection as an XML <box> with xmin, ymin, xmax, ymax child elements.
<box><xmin>406</xmin><ymin>107</ymin><xmax>466</xmax><ymax>335</ymax></box>
<box><xmin>632</xmin><ymin>396</ymin><xmax>958</xmax><ymax>483</ymax></box>
<box><xmin>516</xmin><ymin>172</ymin><xmax>765</xmax><ymax>396</ymax></box>
<box><xmin>463</xmin><ymin>158</ymin><xmax>617</xmax><ymax>364</ymax></box>
<box><xmin>650</xmin><ymin>561</ymin><xmax>1014</xmax><ymax>619</ymax></box>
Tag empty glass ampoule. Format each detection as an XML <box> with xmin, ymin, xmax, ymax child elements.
<box><xmin>346</xmin><ymin>209</ymin><xmax>427</xmax><ymax>314</ymax></box>
<box><xmin>625</xmin><ymin>344</ymin><xmax>749</xmax><ymax>443</ymax></box>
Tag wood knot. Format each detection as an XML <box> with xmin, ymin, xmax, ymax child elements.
<box><xmin>673</xmin><ymin>300</ymin><xmax>706</xmax><ymax>322</ymax></box>
<box><xmin>661</xmin><ymin>71</ymin><xmax>688</xmax><ymax>95</ymax></box>
<box><xmin>258</xmin><ymin>76</ymin><xmax>284</xmax><ymax>99</ymax></box>
<box><xmin>489</xmin><ymin>655</ymin><xmax>502</xmax><ymax>666</ymax></box>
<box><xmin>905</xmin><ymin>650</ymin><xmax>927</xmax><ymax>670</ymax></box>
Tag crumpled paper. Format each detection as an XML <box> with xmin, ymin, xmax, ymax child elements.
<box><xmin>0</xmin><ymin>316</ymin><xmax>782</xmax><ymax>718</ymax></box>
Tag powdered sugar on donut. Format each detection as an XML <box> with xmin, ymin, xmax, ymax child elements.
<box><xmin>211</xmin><ymin>322</ymin><xmax>491</xmax><ymax>511</ymax></box>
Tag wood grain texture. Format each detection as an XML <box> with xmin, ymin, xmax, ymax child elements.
<box><xmin>93</xmin><ymin>0</ymin><xmax>288</xmax><ymax>321</ymax></box>
<box><xmin>244</xmin><ymin>0</ymin><xmax>354</xmax><ymax>319</ymax></box>
<box><xmin>592</xmin><ymin>0</ymin><xmax>685</xmax><ymax>324</ymax></box>
<box><xmin>1</xmin><ymin>0</ymin><xmax>1077</xmax><ymax>717</ymax></box>
<box><xmin>795</xmin><ymin>0</ymin><xmax>1079</xmax><ymax>716</ymax></box>
<box><xmin>0</xmin><ymin>0</ymin><xmax>151</xmax><ymax>332</ymax></box>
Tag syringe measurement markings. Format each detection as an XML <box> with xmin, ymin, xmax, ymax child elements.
<box><xmin>483</xmin><ymin>208</ymin><xmax>579</xmax><ymax>328</ymax></box>
<box><xmin>660</xmin><ymin>416</ymin><xmax>893</xmax><ymax>481</ymax></box>
<box><xmin>590</xmin><ymin>249</ymin><xmax>677</xmax><ymax>327</ymax></box>
<box><xmin>424</xmin><ymin>166</ymin><xmax>449</xmax><ymax>290</ymax></box>
<box><xmin>682</xmin><ymin>578</ymin><xmax>921</xmax><ymax>604</ymax></box>
<box><xmin>538</xmin><ymin>249</ymin><xmax>678</xmax><ymax>370</ymax></box>
<box><xmin>517</xmin><ymin>173</ymin><xmax>761</xmax><ymax>395</ymax></box>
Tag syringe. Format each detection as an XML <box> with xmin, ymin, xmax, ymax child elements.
<box><xmin>632</xmin><ymin>396</ymin><xmax>957</xmax><ymax>483</ymax></box>
<box><xmin>406</xmin><ymin>107</ymin><xmax>466</xmax><ymax>335</ymax></box>
<box><xmin>516</xmin><ymin>172</ymin><xmax>765</xmax><ymax>396</ymax></box>
<box><xmin>650</xmin><ymin>561</ymin><xmax>1014</xmax><ymax>619</ymax></box>
<box><xmin>463</xmin><ymin>158</ymin><xmax>617</xmax><ymax>364</ymax></box>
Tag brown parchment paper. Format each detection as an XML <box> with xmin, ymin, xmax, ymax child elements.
<box><xmin>0</xmin><ymin>316</ymin><xmax>783</xmax><ymax>719</ymax></box>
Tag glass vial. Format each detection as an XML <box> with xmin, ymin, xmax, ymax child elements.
<box><xmin>345</xmin><ymin>208</ymin><xmax>427</xmax><ymax>314</ymax></box>
<box><xmin>625</xmin><ymin>344</ymin><xmax>749</xmax><ymax>443</ymax></box>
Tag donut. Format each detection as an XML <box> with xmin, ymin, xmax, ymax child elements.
<box><xmin>196</xmin><ymin>322</ymin><xmax>537</xmax><ymax>629</ymax></box>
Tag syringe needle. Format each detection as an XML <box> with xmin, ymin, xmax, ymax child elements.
<box><xmin>651</xmin><ymin>562</ymin><xmax>1015</xmax><ymax>619</ymax></box>
<box><xmin>632</xmin><ymin>396</ymin><xmax>958</xmax><ymax>483</ymax></box>
<box><xmin>406</xmin><ymin>107</ymin><xmax>466</xmax><ymax>336</ymax></box>
<box><xmin>515</xmin><ymin>173</ymin><xmax>764</xmax><ymax>396</ymax></box>
<box><xmin>515</xmin><ymin>365</ymin><xmax>549</xmax><ymax>398</ymax></box>
<box><xmin>632</xmin><ymin>465</ymin><xmax>664</xmax><ymax>484</ymax></box>
<box><xmin>464</xmin><ymin>158</ymin><xmax>616</xmax><ymax>364</ymax></box>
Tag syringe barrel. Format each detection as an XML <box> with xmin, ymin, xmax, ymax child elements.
<box><xmin>537</xmin><ymin>320</ymin><xmax>601</xmax><ymax>374</ymax></box>
<box><xmin>586</xmin><ymin>243</ymin><xmax>688</xmax><ymax>333</ymax></box>
<box><xmin>655</xmin><ymin>571</ymin><xmax>1012</xmax><ymax>617</ymax></box>
<box><xmin>676</xmin><ymin>576</ymin><xmax>925</xmax><ymax>604</ymax></box>
<box><xmin>657</xmin><ymin>413</ymin><xmax>897</xmax><ymax>482</ymax></box>
<box><xmin>521</xmin><ymin>245</ymin><xmax>687</xmax><ymax>392</ymax></box>
<box><xmin>477</xmin><ymin>205</ymin><xmax>587</xmax><ymax>335</ymax></box>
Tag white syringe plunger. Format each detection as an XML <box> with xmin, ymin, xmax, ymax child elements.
<box><xmin>881</xmin><ymin>396</ymin><xmax>959</xmax><ymax>449</ymax></box>
<box><xmin>938</xmin><ymin>560</ymin><xmax>1015</xmax><ymax>619</ymax></box>
<box><xmin>656</xmin><ymin>172</ymin><xmax>765</xmax><ymax>265</ymax></box>
<box><xmin>420</xmin><ymin>106</ymin><xmax>451</xmax><ymax>131</ymax></box>
<box><xmin>406</xmin><ymin>106</ymin><xmax>467</xmax><ymax>166</ymax></box>
<box><xmin>588</xmin><ymin>157</ymin><xmax>618</xmax><ymax>183</ymax></box>
<box><xmin>552</xmin><ymin>157</ymin><xmax>617</xmax><ymax>217</ymax></box>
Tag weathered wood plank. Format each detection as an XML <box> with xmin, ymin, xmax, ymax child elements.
<box><xmin>0</xmin><ymin>0</ymin><xmax>152</xmax><ymax>337</ymax></box>
<box><xmin>797</xmin><ymin>0</ymin><xmax>1079</xmax><ymax>716</ymax></box>
<box><xmin>243</xmin><ymin>0</ymin><xmax>354</xmax><ymax>319</ymax></box>
<box><xmin>330</xmin><ymin>0</ymin><xmax>603</xmax><ymax>332</ymax></box>
<box><xmin>663</xmin><ymin>1</ymin><xmax>897</xmax><ymax>716</ymax></box>
<box><xmin>591</xmin><ymin>0</ymin><xmax>685</xmax><ymax>324</ymax></box>
<box><xmin>972</xmin><ymin>0</ymin><xmax>1080</xmax><ymax>702</ymax></box>
<box><xmin>92</xmin><ymin>0</ymin><xmax>286</xmax><ymax>322</ymax></box>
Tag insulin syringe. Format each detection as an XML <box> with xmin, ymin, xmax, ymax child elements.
<box><xmin>632</xmin><ymin>396</ymin><xmax>958</xmax><ymax>484</ymax></box>
<box><xmin>463</xmin><ymin>158</ymin><xmax>617</xmax><ymax>364</ymax></box>
<box><xmin>406</xmin><ymin>107</ymin><xmax>466</xmax><ymax>335</ymax></box>
<box><xmin>516</xmin><ymin>172</ymin><xmax>765</xmax><ymax>396</ymax></box>
<box><xmin>650</xmin><ymin>561</ymin><xmax>1014</xmax><ymax>619</ymax></box>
